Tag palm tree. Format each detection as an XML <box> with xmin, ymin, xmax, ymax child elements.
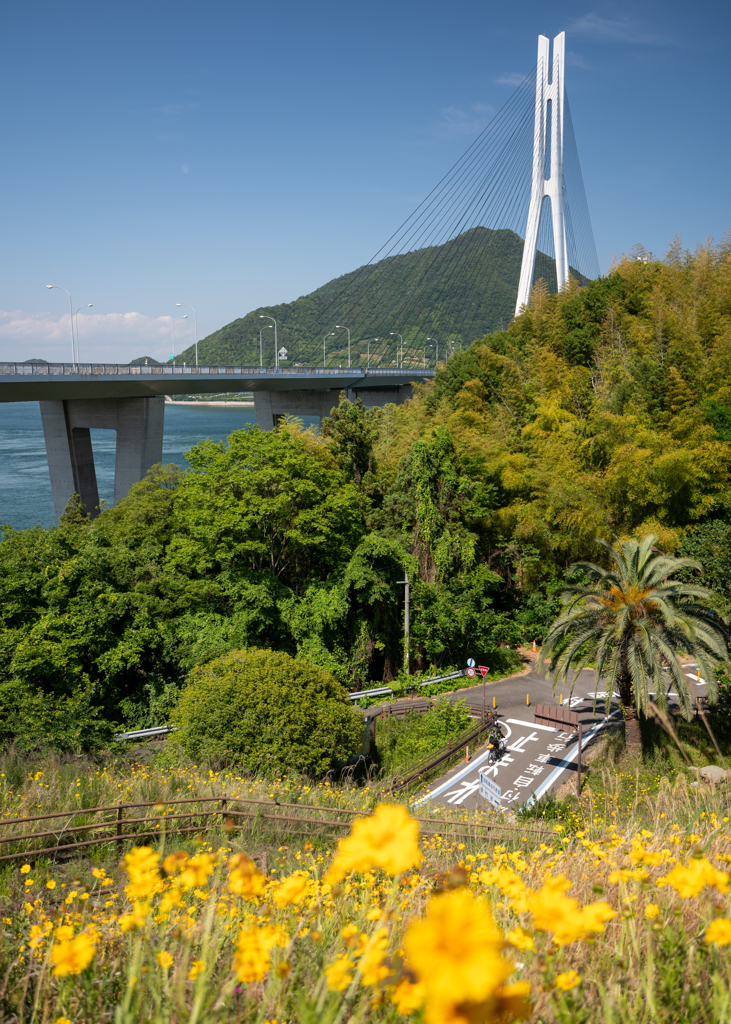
<box><xmin>539</xmin><ymin>534</ymin><xmax>728</xmax><ymax>756</ymax></box>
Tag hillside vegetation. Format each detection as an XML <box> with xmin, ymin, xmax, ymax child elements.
<box><xmin>174</xmin><ymin>227</ymin><xmax>565</xmax><ymax>368</ymax></box>
<box><xmin>2</xmin><ymin>237</ymin><xmax>731</xmax><ymax>746</ymax></box>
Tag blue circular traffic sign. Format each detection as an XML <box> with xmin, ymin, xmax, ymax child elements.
<box><xmin>467</xmin><ymin>658</ymin><xmax>476</xmax><ymax>668</ymax></box>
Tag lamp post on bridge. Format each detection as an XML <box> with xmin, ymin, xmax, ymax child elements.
<box><xmin>390</xmin><ymin>332</ymin><xmax>403</xmax><ymax>369</ymax></box>
<box><xmin>171</xmin><ymin>315</ymin><xmax>187</xmax><ymax>366</ymax></box>
<box><xmin>334</xmin><ymin>325</ymin><xmax>351</xmax><ymax>368</ymax></box>
<box><xmin>74</xmin><ymin>305</ymin><xmax>93</xmax><ymax>363</ymax></box>
<box><xmin>368</xmin><ymin>337</ymin><xmax>378</xmax><ymax>369</ymax></box>
<box><xmin>423</xmin><ymin>341</ymin><xmax>433</xmax><ymax>368</ymax></box>
<box><xmin>46</xmin><ymin>285</ymin><xmax>76</xmax><ymax>364</ymax></box>
<box><xmin>259</xmin><ymin>315</ymin><xmax>278</xmax><ymax>367</ymax></box>
<box><xmin>427</xmin><ymin>337</ymin><xmax>439</xmax><ymax>365</ymax></box>
<box><xmin>176</xmin><ymin>304</ymin><xmax>198</xmax><ymax>366</ymax></box>
<box><xmin>323</xmin><ymin>331</ymin><xmax>335</xmax><ymax>367</ymax></box>
<box><xmin>259</xmin><ymin>325</ymin><xmax>273</xmax><ymax>367</ymax></box>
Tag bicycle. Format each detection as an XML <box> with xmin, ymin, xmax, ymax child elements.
<box><xmin>485</xmin><ymin>725</ymin><xmax>507</xmax><ymax>766</ymax></box>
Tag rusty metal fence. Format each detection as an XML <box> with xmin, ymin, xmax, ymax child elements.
<box><xmin>0</xmin><ymin>788</ymin><xmax>547</xmax><ymax>865</ymax></box>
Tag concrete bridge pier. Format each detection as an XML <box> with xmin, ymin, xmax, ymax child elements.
<box><xmin>253</xmin><ymin>384</ymin><xmax>414</xmax><ymax>430</ymax></box>
<box><xmin>40</xmin><ymin>396</ymin><xmax>165</xmax><ymax>522</ymax></box>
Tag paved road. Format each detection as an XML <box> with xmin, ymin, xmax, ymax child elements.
<box><xmin>409</xmin><ymin>659</ymin><xmax>707</xmax><ymax>812</ymax></box>
<box><xmin>409</xmin><ymin>666</ymin><xmax>620</xmax><ymax>812</ymax></box>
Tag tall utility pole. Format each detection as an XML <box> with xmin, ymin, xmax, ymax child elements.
<box><xmin>398</xmin><ymin>573</ymin><xmax>410</xmax><ymax>674</ymax></box>
<box><xmin>515</xmin><ymin>31</ymin><xmax>568</xmax><ymax>315</ymax></box>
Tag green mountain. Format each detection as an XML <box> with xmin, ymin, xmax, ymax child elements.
<box><xmin>175</xmin><ymin>227</ymin><xmax>573</xmax><ymax>368</ymax></box>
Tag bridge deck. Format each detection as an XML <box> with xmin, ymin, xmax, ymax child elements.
<box><xmin>0</xmin><ymin>363</ymin><xmax>435</xmax><ymax>402</ymax></box>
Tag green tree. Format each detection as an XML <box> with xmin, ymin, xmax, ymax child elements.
<box><xmin>169</xmin><ymin>647</ymin><xmax>363</xmax><ymax>775</ymax></box>
<box><xmin>320</xmin><ymin>393</ymin><xmax>381</xmax><ymax>486</ymax></box>
<box><xmin>539</xmin><ymin>535</ymin><xmax>728</xmax><ymax>755</ymax></box>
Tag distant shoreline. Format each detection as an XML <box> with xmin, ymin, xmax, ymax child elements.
<box><xmin>165</xmin><ymin>399</ymin><xmax>255</xmax><ymax>407</ymax></box>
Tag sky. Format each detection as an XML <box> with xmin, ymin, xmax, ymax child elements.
<box><xmin>0</xmin><ymin>0</ymin><xmax>729</xmax><ymax>363</ymax></box>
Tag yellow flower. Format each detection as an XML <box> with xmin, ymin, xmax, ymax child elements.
<box><xmin>272</xmin><ymin>873</ymin><xmax>309</xmax><ymax>908</ymax></box>
<box><xmin>124</xmin><ymin>847</ymin><xmax>162</xmax><ymax>901</ymax></box>
<box><xmin>46</xmin><ymin>880</ymin><xmax>56</xmax><ymax>890</ymax></box>
<box><xmin>645</xmin><ymin>904</ymin><xmax>660</xmax><ymax>919</ymax></box>
<box><xmin>228</xmin><ymin>854</ymin><xmax>266</xmax><ymax>897</ymax></box>
<box><xmin>506</xmin><ymin>927</ymin><xmax>534</xmax><ymax>951</ymax></box>
<box><xmin>326</xmin><ymin>956</ymin><xmax>354</xmax><ymax>992</ymax></box>
<box><xmin>659</xmin><ymin>858</ymin><xmax>729</xmax><ymax>898</ymax></box>
<box><xmin>20</xmin><ymin>864</ymin><xmax>30</xmax><ymax>874</ymax></box>
<box><xmin>189</xmin><ymin>959</ymin><xmax>205</xmax><ymax>981</ymax></box>
<box><xmin>555</xmin><ymin>970</ymin><xmax>581</xmax><ymax>991</ymax></box>
<box><xmin>391</xmin><ymin>977</ymin><xmax>426</xmax><ymax>1014</ymax></box>
<box><xmin>51</xmin><ymin>931</ymin><xmax>96</xmax><ymax>976</ymax></box>
<box><xmin>157</xmin><ymin>951</ymin><xmax>174</xmax><ymax>968</ymax></box>
<box><xmin>528</xmin><ymin>876</ymin><xmax>615</xmax><ymax>945</ymax></box>
<box><xmin>704</xmin><ymin>917</ymin><xmax>731</xmax><ymax>946</ymax></box>
<box><xmin>118</xmin><ymin>902</ymin><xmax>149</xmax><ymax>933</ymax></box>
<box><xmin>233</xmin><ymin>924</ymin><xmax>288</xmax><ymax>983</ymax></box>
<box><xmin>178</xmin><ymin>852</ymin><xmax>216</xmax><ymax>890</ymax></box>
<box><xmin>403</xmin><ymin>888</ymin><xmax>527</xmax><ymax>1023</ymax></box>
<box><xmin>162</xmin><ymin>851</ymin><xmax>189</xmax><ymax>875</ymax></box>
<box><xmin>92</xmin><ymin>868</ymin><xmax>106</xmax><ymax>879</ymax></box>
<box><xmin>359</xmin><ymin>926</ymin><xmax>391</xmax><ymax>987</ymax></box>
<box><xmin>326</xmin><ymin>804</ymin><xmax>421</xmax><ymax>883</ymax></box>
<box><xmin>55</xmin><ymin>1018</ymin><xmax>72</xmax><ymax>1024</ymax></box>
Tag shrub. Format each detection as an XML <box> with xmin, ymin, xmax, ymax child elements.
<box><xmin>168</xmin><ymin>648</ymin><xmax>364</xmax><ymax>775</ymax></box>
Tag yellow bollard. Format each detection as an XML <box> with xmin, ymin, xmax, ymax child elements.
<box><xmin>526</xmin><ymin>693</ymin><xmax>530</xmax><ymax>707</ymax></box>
<box><xmin>560</xmin><ymin>693</ymin><xmax>563</xmax><ymax>706</ymax></box>
<box><xmin>697</xmin><ymin>669</ymin><xmax>700</xmax><ymax>682</ymax></box>
<box><xmin>493</xmin><ymin>695</ymin><xmax>496</xmax><ymax>709</ymax></box>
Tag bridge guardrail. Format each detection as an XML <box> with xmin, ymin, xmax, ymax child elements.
<box><xmin>0</xmin><ymin>363</ymin><xmax>436</xmax><ymax>378</ymax></box>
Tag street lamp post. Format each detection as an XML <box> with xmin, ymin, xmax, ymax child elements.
<box><xmin>259</xmin><ymin>325</ymin><xmax>273</xmax><ymax>367</ymax></box>
<box><xmin>176</xmin><ymin>304</ymin><xmax>198</xmax><ymax>365</ymax></box>
<box><xmin>46</xmin><ymin>285</ymin><xmax>76</xmax><ymax>364</ymax></box>
<box><xmin>390</xmin><ymin>332</ymin><xmax>403</xmax><ymax>369</ymax></box>
<box><xmin>74</xmin><ymin>304</ymin><xmax>93</xmax><ymax>362</ymax></box>
<box><xmin>368</xmin><ymin>337</ymin><xmax>378</xmax><ymax>369</ymax></box>
<box><xmin>172</xmin><ymin>315</ymin><xmax>188</xmax><ymax>366</ymax></box>
<box><xmin>334</xmin><ymin>325</ymin><xmax>351</xmax><ymax>367</ymax></box>
<box><xmin>323</xmin><ymin>331</ymin><xmax>335</xmax><ymax>366</ymax></box>
<box><xmin>259</xmin><ymin>315</ymin><xmax>278</xmax><ymax>366</ymax></box>
<box><xmin>427</xmin><ymin>337</ymin><xmax>439</xmax><ymax>364</ymax></box>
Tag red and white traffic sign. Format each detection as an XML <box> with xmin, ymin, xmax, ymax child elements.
<box><xmin>478</xmin><ymin>666</ymin><xmax>490</xmax><ymax>677</ymax></box>
<box><xmin>466</xmin><ymin>667</ymin><xmax>476</xmax><ymax>678</ymax></box>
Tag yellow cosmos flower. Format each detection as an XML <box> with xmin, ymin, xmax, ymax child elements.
<box><xmin>233</xmin><ymin>924</ymin><xmax>288</xmax><ymax>984</ymax></box>
<box><xmin>645</xmin><ymin>904</ymin><xmax>660</xmax><ymax>919</ymax></box>
<box><xmin>157</xmin><ymin>951</ymin><xmax>174</xmax><ymax>968</ymax></box>
<box><xmin>189</xmin><ymin>959</ymin><xmax>205</xmax><ymax>981</ymax></box>
<box><xmin>391</xmin><ymin>977</ymin><xmax>426</xmax><ymax>1014</ymax></box>
<box><xmin>704</xmin><ymin>917</ymin><xmax>731</xmax><ymax>946</ymax></box>
<box><xmin>358</xmin><ymin>926</ymin><xmax>391</xmax><ymax>987</ymax></box>
<box><xmin>51</xmin><ymin>931</ymin><xmax>96</xmax><ymax>977</ymax></box>
<box><xmin>228</xmin><ymin>854</ymin><xmax>266</xmax><ymax>897</ymax></box>
<box><xmin>46</xmin><ymin>880</ymin><xmax>56</xmax><ymax>890</ymax></box>
<box><xmin>555</xmin><ymin>970</ymin><xmax>581</xmax><ymax>991</ymax></box>
<box><xmin>20</xmin><ymin>864</ymin><xmax>30</xmax><ymax>874</ymax></box>
<box><xmin>506</xmin><ymin>926</ymin><xmax>534</xmax><ymax>951</ymax></box>
<box><xmin>55</xmin><ymin>1017</ymin><xmax>72</xmax><ymax>1024</ymax></box>
<box><xmin>659</xmin><ymin>858</ymin><xmax>729</xmax><ymax>899</ymax></box>
<box><xmin>272</xmin><ymin>873</ymin><xmax>309</xmax><ymax>908</ymax></box>
<box><xmin>326</xmin><ymin>956</ymin><xmax>354</xmax><ymax>992</ymax></box>
<box><xmin>528</xmin><ymin>876</ymin><xmax>615</xmax><ymax>945</ymax></box>
<box><xmin>118</xmin><ymin>902</ymin><xmax>149</xmax><ymax>933</ymax></box>
<box><xmin>124</xmin><ymin>847</ymin><xmax>162</xmax><ymax>901</ymax></box>
<box><xmin>178</xmin><ymin>853</ymin><xmax>216</xmax><ymax>891</ymax></box>
<box><xmin>403</xmin><ymin>887</ymin><xmax>529</xmax><ymax>1023</ymax></box>
<box><xmin>325</xmin><ymin>804</ymin><xmax>421</xmax><ymax>883</ymax></box>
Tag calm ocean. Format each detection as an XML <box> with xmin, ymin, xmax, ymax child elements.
<box><xmin>0</xmin><ymin>401</ymin><xmax>315</xmax><ymax>531</ymax></box>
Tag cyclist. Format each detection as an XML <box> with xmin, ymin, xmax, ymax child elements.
<box><xmin>485</xmin><ymin>722</ymin><xmax>505</xmax><ymax>764</ymax></box>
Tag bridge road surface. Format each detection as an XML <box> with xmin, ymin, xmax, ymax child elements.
<box><xmin>412</xmin><ymin>667</ymin><xmax>621</xmax><ymax>813</ymax></box>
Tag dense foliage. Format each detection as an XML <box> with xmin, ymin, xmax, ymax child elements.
<box><xmin>168</xmin><ymin>648</ymin><xmax>363</xmax><ymax>774</ymax></box>
<box><xmin>3</xmin><ymin>238</ymin><xmax>731</xmax><ymax>747</ymax></box>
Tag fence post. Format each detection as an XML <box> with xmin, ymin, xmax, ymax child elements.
<box><xmin>222</xmin><ymin>794</ymin><xmax>228</xmax><ymax>828</ymax></box>
<box><xmin>116</xmin><ymin>804</ymin><xmax>124</xmax><ymax>851</ymax></box>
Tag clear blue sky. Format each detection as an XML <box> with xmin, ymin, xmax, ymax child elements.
<box><xmin>0</xmin><ymin>0</ymin><xmax>728</xmax><ymax>362</ymax></box>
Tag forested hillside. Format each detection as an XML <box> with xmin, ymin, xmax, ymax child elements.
<box><xmin>174</xmin><ymin>227</ymin><xmax>569</xmax><ymax>368</ymax></box>
<box><xmin>3</xmin><ymin>237</ymin><xmax>731</xmax><ymax>748</ymax></box>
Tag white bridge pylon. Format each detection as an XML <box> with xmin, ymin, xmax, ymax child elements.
<box><xmin>515</xmin><ymin>31</ymin><xmax>568</xmax><ymax>317</ymax></box>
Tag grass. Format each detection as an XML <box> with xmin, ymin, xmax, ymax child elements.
<box><xmin>3</xmin><ymin>729</ymin><xmax>731</xmax><ymax>1023</ymax></box>
<box><xmin>373</xmin><ymin>697</ymin><xmax>473</xmax><ymax>775</ymax></box>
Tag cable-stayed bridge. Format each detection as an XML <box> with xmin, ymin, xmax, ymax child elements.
<box><xmin>3</xmin><ymin>31</ymin><xmax>597</xmax><ymax>522</ymax></box>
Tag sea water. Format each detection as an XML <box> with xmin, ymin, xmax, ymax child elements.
<box><xmin>0</xmin><ymin>402</ymin><xmax>317</xmax><ymax>532</ymax></box>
